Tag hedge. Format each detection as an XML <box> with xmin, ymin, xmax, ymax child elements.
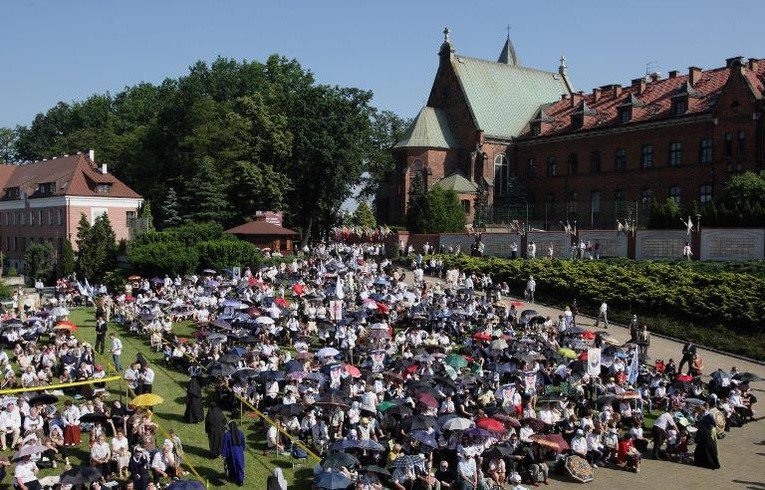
<box><xmin>432</xmin><ymin>255</ymin><xmax>765</xmax><ymax>360</ymax></box>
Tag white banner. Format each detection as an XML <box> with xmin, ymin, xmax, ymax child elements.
<box><xmin>587</xmin><ymin>348</ymin><xmax>602</xmax><ymax>376</ymax></box>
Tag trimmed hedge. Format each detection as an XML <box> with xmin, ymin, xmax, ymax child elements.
<box><xmin>433</xmin><ymin>255</ymin><xmax>765</xmax><ymax>360</ymax></box>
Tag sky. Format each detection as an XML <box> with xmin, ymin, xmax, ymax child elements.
<box><xmin>1</xmin><ymin>0</ymin><xmax>762</xmax><ymax>129</ymax></box>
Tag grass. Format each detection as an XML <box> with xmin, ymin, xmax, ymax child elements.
<box><xmin>61</xmin><ymin>308</ymin><xmax>315</xmax><ymax>489</ymax></box>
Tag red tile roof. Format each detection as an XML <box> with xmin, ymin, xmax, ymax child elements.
<box><xmin>521</xmin><ymin>59</ymin><xmax>765</xmax><ymax>138</ymax></box>
<box><xmin>226</xmin><ymin>220</ymin><xmax>299</xmax><ymax>236</ymax></box>
<box><xmin>0</xmin><ymin>154</ymin><xmax>141</xmax><ymax>200</ymax></box>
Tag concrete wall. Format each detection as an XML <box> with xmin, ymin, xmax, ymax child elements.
<box><xmin>578</xmin><ymin>231</ymin><xmax>629</xmax><ymax>258</ymax></box>
<box><xmin>700</xmin><ymin>228</ymin><xmax>765</xmax><ymax>260</ymax></box>
<box><xmin>635</xmin><ymin>230</ymin><xmax>689</xmax><ymax>260</ymax></box>
<box><xmin>526</xmin><ymin>232</ymin><xmax>570</xmax><ymax>259</ymax></box>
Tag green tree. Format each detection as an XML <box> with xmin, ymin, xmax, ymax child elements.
<box><xmin>60</xmin><ymin>239</ymin><xmax>76</xmax><ymax>277</ymax></box>
<box><xmin>75</xmin><ymin>214</ymin><xmax>94</xmax><ymax>279</ymax></box>
<box><xmin>24</xmin><ymin>243</ymin><xmax>55</xmax><ymax>284</ymax></box>
<box><xmin>139</xmin><ymin>201</ymin><xmax>155</xmax><ymax>231</ymax></box>
<box><xmin>0</xmin><ymin>127</ymin><xmax>18</xmax><ymax>163</ymax></box>
<box><xmin>230</xmin><ymin>161</ymin><xmax>291</xmax><ymax>221</ymax></box>
<box><xmin>161</xmin><ymin>188</ymin><xmax>182</xmax><ymax>228</ymax></box>
<box><xmin>407</xmin><ymin>171</ymin><xmax>428</xmax><ymax>232</ymax></box>
<box><xmin>90</xmin><ymin>213</ymin><xmax>118</xmax><ymax>276</ymax></box>
<box><xmin>183</xmin><ymin>156</ymin><xmax>233</xmax><ymax>224</ymax></box>
<box><xmin>425</xmin><ymin>186</ymin><xmax>467</xmax><ymax>233</ymax></box>
<box><xmin>722</xmin><ymin>171</ymin><xmax>765</xmax><ymax>209</ymax></box>
<box><xmin>352</xmin><ymin>201</ymin><xmax>377</xmax><ymax>229</ymax></box>
<box><xmin>360</xmin><ymin>110</ymin><xmax>410</xmax><ymax>200</ymax></box>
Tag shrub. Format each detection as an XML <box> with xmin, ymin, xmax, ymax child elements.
<box><xmin>127</xmin><ymin>241</ymin><xmax>200</xmax><ymax>276</ymax></box>
<box><xmin>196</xmin><ymin>240</ymin><xmax>263</xmax><ymax>272</ymax></box>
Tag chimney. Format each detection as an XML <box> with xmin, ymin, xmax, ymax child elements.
<box><xmin>88</xmin><ymin>149</ymin><xmax>95</xmax><ymax>161</ymax></box>
<box><xmin>612</xmin><ymin>84</ymin><xmax>622</xmax><ymax>98</ymax></box>
<box><xmin>101</xmin><ymin>164</ymin><xmax>108</xmax><ymax>174</ymax></box>
<box><xmin>570</xmin><ymin>91</ymin><xmax>583</xmax><ymax>108</ymax></box>
<box><xmin>631</xmin><ymin>78</ymin><xmax>646</xmax><ymax>94</ymax></box>
<box><xmin>688</xmin><ymin>66</ymin><xmax>702</xmax><ymax>86</ymax></box>
<box><xmin>592</xmin><ymin>87</ymin><xmax>601</xmax><ymax>102</ymax></box>
<box><xmin>668</xmin><ymin>70</ymin><xmax>679</xmax><ymax>79</ymax></box>
<box><xmin>747</xmin><ymin>58</ymin><xmax>759</xmax><ymax>71</ymax></box>
<box><xmin>726</xmin><ymin>56</ymin><xmax>744</xmax><ymax>68</ymax></box>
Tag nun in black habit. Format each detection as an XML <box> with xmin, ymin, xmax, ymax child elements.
<box><xmin>184</xmin><ymin>377</ymin><xmax>204</xmax><ymax>423</ymax></box>
<box><xmin>205</xmin><ymin>404</ymin><xmax>227</xmax><ymax>457</ymax></box>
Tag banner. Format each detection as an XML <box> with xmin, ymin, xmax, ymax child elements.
<box><xmin>329</xmin><ymin>300</ymin><xmax>343</xmax><ymax>321</ymax></box>
<box><xmin>587</xmin><ymin>348</ymin><xmax>601</xmax><ymax>376</ymax></box>
<box><xmin>627</xmin><ymin>347</ymin><xmax>640</xmax><ymax>386</ymax></box>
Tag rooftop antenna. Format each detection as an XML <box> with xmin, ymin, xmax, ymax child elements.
<box><xmin>645</xmin><ymin>61</ymin><xmax>659</xmax><ymax>76</ymax></box>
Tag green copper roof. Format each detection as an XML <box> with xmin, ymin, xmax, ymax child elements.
<box><xmin>434</xmin><ymin>173</ymin><xmax>478</xmax><ymax>194</ymax></box>
<box><xmin>451</xmin><ymin>55</ymin><xmax>570</xmax><ymax>140</ymax></box>
<box><xmin>394</xmin><ymin>107</ymin><xmax>459</xmax><ymax>150</ymax></box>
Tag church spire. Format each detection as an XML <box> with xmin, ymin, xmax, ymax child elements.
<box><xmin>498</xmin><ymin>26</ymin><xmax>519</xmax><ymax>66</ymax></box>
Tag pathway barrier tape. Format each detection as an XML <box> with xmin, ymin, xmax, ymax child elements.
<box><xmin>0</xmin><ymin>375</ymin><xmax>123</xmax><ymax>395</ymax></box>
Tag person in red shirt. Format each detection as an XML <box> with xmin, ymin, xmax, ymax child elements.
<box><xmin>617</xmin><ymin>435</ymin><xmax>641</xmax><ymax>472</ymax></box>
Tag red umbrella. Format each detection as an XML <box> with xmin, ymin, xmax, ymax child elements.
<box><xmin>581</xmin><ymin>331</ymin><xmax>596</xmax><ymax>340</ymax></box>
<box><xmin>531</xmin><ymin>433</ymin><xmax>569</xmax><ymax>453</ymax></box>
<box><xmin>476</xmin><ymin>417</ymin><xmax>506</xmax><ymax>433</ymax></box>
<box><xmin>377</xmin><ymin>302</ymin><xmax>389</xmax><ymax>314</ymax></box>
<box><xmin>275</xmin><ymin>298</ymin><xmax>288</xmax><ymax>307</ymax></box>
<box><xmin>490</xmin><ymin>413</ymin><xmax>521</xmax><ymax>428</ymax></box>
<box><xmin>675</xmin><ymin>374</ymin><xmax>693</xmax><ymax>382</ymax></box>
<box><xmin>344</xmin><ymin>364</ymin><xmax>361</xmax><ymax>378</ymax></box>
<box><xmin>472</xmin><ymin>333</ymin><xmax>492</xmax><ymax>342</ymax></box>
<box><xmin>247</xmin><ymin>307</ymin><xmax>261</xmax><ymax>317</ymax></box>
<box><xmin>417</xmin><ymin>392</ymin><xmax>439</xmax><ymax>409</ymax></box>
<box><xmin>292</xmin><ymin>283</ymin><xmax>304</xmax><ymax>295</ymax></box>
<box><xmin>578</xmin><ymin>351</ymin><xmax>588</xmax><ymax>361</ymax></box>
<box><xmin>124</xmin><ymin>295</ymin><xmax>135</xmax><ymax>302</ymax></box>
<box><xmin>511</xmin><ymin>301</ymin><xmax>526</xmax><ymax>308</ymax></box>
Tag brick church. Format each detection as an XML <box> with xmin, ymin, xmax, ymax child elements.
<box><xmin>377</xmin><ymin>28</ymin><xmax>765</xmax><ymax>230</ymax></box>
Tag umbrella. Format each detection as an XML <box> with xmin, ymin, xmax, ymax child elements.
<box><xmin>565</xmin><ymin>455</ymin><xmax>594</xmax><ymax>483</ymax></box>
<box><xmin>441</xmin><ymin>417</ymin><xmax>473</xmax><ymax>431</ymax></box>
<box><xmin>344</xmin><ymin>364</ymin><xmax>362</xmax><ymax>378</ymax></box>
<box><xmin>391</xmin><ymin>454</ymin><xmax>426</xmax><ymax>468</ymax></box>
<box><xmin>360</xmin><ymin>465</ymin><xmax>391</xmax><ymax>476</ymax></box>
<box><xmin>211</xmin><ymin>319</ymin><xmax>232</xmax><ymax>330</ymax></box>
<box><xmin>286</xmin><ymin>371</ymin><xmax>308</xmax><ymax>381</ymax></box>
<box><xmin>206</xmin><ymin>362</ymin><xmax>235</xmax><ymax>378</ymax></box>
<box><xmin>465</xmin><ymin>427</ymin><xmax>494</xmax><ymax>438</ymax></box>
<box><xmin>736</xmin><ymin>372</ymin><xmax>763</xmax><ymax>383</ymax></box>
<box><xmin>131</xmin><ymin>393</ymin><xmax>164</xmax><ymax>407</ymax></box>
<box><xmin>256</xmin><ymin>316</ymin><xmax>275</xmax><ymax>325</ymax></box>
<box><xmin>401</xmin><ymin>415</ymin><xmax>437</xmax><ymax>432</ymax></box>
<box><xmin>596</xmin><ymin>394</ymin><xmax>620</xmax><ymax>405</ymax></box>
<box><xmin>417</xmin><ymin>392</ymin><xmax>439</xmax><ymax>409</ymax></box>
<box><xmin>445</xmin><ymin>354</ymin><xmax>468</xmax><ymax>370</ymax></box>
<box><xmin>321</xmin><ymin>452</ymin><xmax>359</xmax><ymax>470</ymax></box>
<box><xmin>218</xmin><ymin>354</ymin><xmax>241</xmax><ymax>365</ymax></box>
<box><xmin>315</xmin><ymin>471</ymin><xmax>351</xmax><ymax>490</ymax></box>
<box><xmin>259</xmin><ymin>370</ymin><xmax>286</xmax><ymax>382</ymax></box>
<box><xmin>203</xmin><ymin>269</ymin><xmax>217</xmax><ymax>274</ymax></box>
<box><xmin>128</xmin><ymin>275</ymin><xmax>142</xmax><ymax>281</ymax></box>
<box><xmin>318</xmin><ymin>347</ymin><xmax>341</xmax><ymax>358</ymax></box>
<box><xmin>60</xmin><ymin>466</ymin><xmax>102</xmax><ymax>486</ymax></box>
<box><xmin>79</xmin><ymin>413</ymin><xmax>110</xmax><ymax>424</ymax></box>
<box><xmin>13</xmin><ymin>444</ymin><xmax>50</xmax><ymax>460</ymax></box>
<box><xmin>475</xmin><ymin>417</ymin><xmax>505</xmax><ymax>433</ymax></box>
<box><xmin>558</xmin><ymin>348</ymin><xmax>577</xmax><ymax>359</ymax></box>
<box><xmin>206</xmin><ymin>333</ymin><xmax>228</xmax><ymax>343</ymax></box>
<box><xmin>530</xmin><ymin>434</ymin><xmax>569</xmax><ymax>453</ymax></box>
<box><xmin>315</xmin><ymin>393</ymin><xmax>349</xmax><ymax>408</ymax></box>
<box><xmin>330</xmin><ymin>439</ymin><xmax>358</xmax><ymax>451</ymax></box>
<box><xmin>28</xmin><ymin>394</ymin><xmax>58</xmax><ymax>406</ymax></box>
<box><xmin>272</xmin><ymin>404</ymin><xmax>306</xmax><ymax>417</ymax></box>
<box><xmin>50</xmin><ymin>306</ymin><xmax>70</xmax><ymax>317</ymax></box>
<box><xmin>521</xmin><ymin>418</ymin><xmax>547</xmax><ymax>432</ymax></box>
<box><xmin>53</xmin><ymin>323</ymin><xmax>77</xmax><ymax>331</ymax></box>
<box><xmin>410</xmin><ymin>431</ymin><xmax>439</xmax><ymax>448</ymax></box>
<box><xmin>167</xmin><ymin>480</ymin><xmax>206</xmax><ymax>490</ymax></box>
<box><xmin>385</xmin><ymin>404</ymin><xmax>413</xmax><ymax>418</ymax></box>
<box><xmin>472</xmin><ymin>332</ymin><xmax>492</xmax><ymax>341</ymax></box>
<box><xmin>684</xmin><ymin>398</ymin><xmax>707</xmax><ymax>406</ymax></box>
<box><xmin>490</xmin><ymin>339</ymin><xmax>508</xmax><ymax>351</ymax></box>
<box><xmin>231</xmin><ymin>369</ymin><xmax>259</xmax><ymax>381</ymax></box>
<box><xmin>352</xmin><ymin>439</ymin><xmax>385</xmax><ymax>451</ymax></box>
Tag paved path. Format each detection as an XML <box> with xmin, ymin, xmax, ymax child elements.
<box><xmin>417</xmin><ymin>275</ymin><xmax>765</xmax><ymax>488</ymax></box>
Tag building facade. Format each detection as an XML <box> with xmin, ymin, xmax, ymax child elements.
<box><xmin>378</xmin><ymin>29</ymin><xmax>765</xmax><ymax>230</ymax></box>
<box><xmin>0</xmin><ymin>153</ymin><xmax>143</xmax><ymax>271</ymax></box>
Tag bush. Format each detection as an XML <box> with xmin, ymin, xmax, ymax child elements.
<box><xmin>196</xmin><ymin>240</ymin><xmax>263</xmax><ymax>272</ymax></box>
<box><xmin>127</xmin><ymin>241</ymin><xmax>200</xmax><ymax>276</ymax></box>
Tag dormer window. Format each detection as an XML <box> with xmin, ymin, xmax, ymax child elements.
<box><xmin>3</xmin><ymin>187</ymin><xmax>20</xmax><ymax>199</ymax></box>
<box><xmin>618</xmin><ymin>108</ymin><xmax>631</xmax><ymax>123</ymax></box>
<box><xmin>571</xmin><ymin>114</ymin><xmax>583</xmax><ymax>130</ymax></box>
<box><xmin>95</xmin><ymin>183</ymin><xmax>112</xmax><ymax>195</ymax></box>
<box><xmin>37</xmin><ymin>182</ymin><xmax>55</xmax><ymax>195</ymax></box>
<box><xmin>674</xmin><ymin>99</ymin><xmax>687</xmax><ymax>115</ymax></box>
<box><xmin>530</xmin><ymin>122</ymin><xmax>541</xmax><ymax>136</ymax></box>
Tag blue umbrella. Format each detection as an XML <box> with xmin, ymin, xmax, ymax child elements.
<box><xmin>411</xmin><ymin>430</ymin><xmax>439</xmax><ymax>448</ymax></box>
<box><xmin>315</xmin><ymin>471</ymin><xmax>351</xmax><ymax>490</ymax></box>
<box><xmin>352</xmin><ymin>439</ymin><xmax>385</xmax><ymax>451</ymax></box>
<box><xmin>222</xmin><ymin>299</ymin><xmax>242</xmax><ymax>308</ymax></box>
<box><xmin>229</xmin><ymin>347</ymin><xmax>247</xmax><ymax>357</ymax></box>
<box><xmin>167</xmin><ymin>481</ymin><xmax>205</xmax><ymax>490</ymax></box>
<box><xmin>330</xmin><ymin>439</ymin><xmax>357</xmax><ymax>451</ymax></box>
<box><xmin>284</xmin><ymin>360</ymin><xmax>304</xmax><ymax>374</ymax></box>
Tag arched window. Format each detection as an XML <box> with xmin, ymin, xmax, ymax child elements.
<box><xmin>494</xmin><ymin>154</ymin><xmax>509</xmax><ymax>196</ymax></box>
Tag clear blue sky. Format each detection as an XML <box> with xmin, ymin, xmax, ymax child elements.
<box><xmin>1</xmin><ymin>0</ymin><xmax>761</xmax><ymax>128</ymax></box>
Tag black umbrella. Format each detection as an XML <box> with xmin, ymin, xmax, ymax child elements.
<box><xmin>231</xmin><ymin>368</ymin><xmax>259</xmax><ymax>381</ymax></box>
<box><xmin>401</xmin><ymin>415</ymin><xmax>436</xmax><ymax>432</ymax></box>
<box><xmin>79</xmin><ymin>413</ymin><xmax>110</xmax><ymax>424</ymax></box>
<box><xmin>218</xmin><ymin>354</ymin><xmax>241</xmax><ymax>365</ymax></box>
<box><xmin>385</xmin><ymin>404</ymin><xmax>413</xmax><ymax>418</ymax></box>
<box><xmin>736</xmin><ymin>372</ymin><xmax>763</xmax><ymax>383</ymax></box>
<box><xmin>271</xmin><ymin>404</ymin><xmax>306</xmax><ymax>417</ymax></box>
<box><xmin>315</xmin><ymin>393</ymin><xmax>349</xmax><ymax>408</ymax></box>
<box><xmin>360</xmin><ymin>465</ymin><xmax>391</xmax><ymax>476</ymax></box>
<box><xmin>259</xmin><ymin>370</ymin><xmax>286</xmax><ymax>382</ymax></box>
<box><xmin>206</xmin><ymin>362</ymin><xmax>235</xmax><ymax>378</ymax></box>
<box><xmin>60</xmin><ymin>466</ymin><xmax>102</xmax><ymax>486</ymax></box>
<box><xmin>28</xmin><ymin>394</ymin><xmax>58</xmax><ymax>406</ymax></box>
<box><xmin>321</xmin><ymin>452</ymin><xmax>359</xmax><ymax>470</ymax></box>
<box><xmin>391</xmin><ymin>454</ymin><xmax>425</xmax><ymax>468</ymax></box>
<box><xmin>315</xmin><ymin>471</ymin><xmax>351</xmax><ymax>490</ymax></box>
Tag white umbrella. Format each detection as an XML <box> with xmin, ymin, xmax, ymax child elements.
<box><xmin>441</xmin><ymin>417</ymin><xmax>473</xmax><ymax>431</ymax></box>
<box><xmin>50</xmin><ymin>307</ymin><xmax>69</xmax><ymax>317</ymax></box>
<box><xmin>255</xmin><ymin>316</ymin><xmax>275</xmax><ymax>325</ymax></box>
<box><xmin>317</xmin><ymin>347</ymin><xmax>340</xmax><ymax>358</ymax></box>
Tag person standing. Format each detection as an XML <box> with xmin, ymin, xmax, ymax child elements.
<box><xmin>205</xmin><ymin>405</ymin><xmax>227</xmax><ymax>458</ymax></box>
<box><xmin>678</xmin><ymin>339</ymin><xmax>696</xmax><ymax>375</ymax></box>
<box><xmin>594</xmin><ymin>240</ymin><xmax>601</xmax><ymax>260</ymax></box>
<box><xmin>95</xmin><ymin>316</ymin><xmax>108</xmax><ymax>355</ymax></box>
<box><xmin>222</xmin><ymin>421</ymin><xmax>246</xmax><ymax>486</ymax></box>
<box><xmin>184</xmin><ymin>377</ymin><xmax>204</xmax><ymax>424</ymax></box>
<box><xmin>652</xmin><ymin>411</ymin><xmax>679</xmax><ymax>460</ymax></box>
<box><xmin>140</xmin><ymin>365</ymin><xmax>155</xmax><ymax>394</ymax></box>
<box><xmin>525</xmin><ymin>276</ymin><xmax>536</xmax><ymax>303</ymax></box>
<box><xmin>110</xmin><ymin>333</ymin><xmax>123</xmax><ymax>372</ymax></box>
<box><xmin>547</xmin><ymin>241</ymin><xmax>554</xmax><ymax>259</ymax></box>
<box><xmin>594</xmin><ymin>301</ymin><xmax>608</xmax><ymax>329</ymax></box>
<box><xmin>510</xmin><ymin>240</ymin><xmax>518</xmax><ymax>260</ymax></box>
<box><xmin>682</xmin><ymin>241</ymin><xmax>693</xmax><ymax>261</ymax></box>
<box><xmin>527</xmin><ymin>241</ymin><xmax>537</xmax><ymax>259</ymax></box>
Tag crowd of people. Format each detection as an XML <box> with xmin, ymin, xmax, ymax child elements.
<box><xmin>0</xmin><ymin>241</ymin><xmax>760</xmax><ymax>489</ymax></box>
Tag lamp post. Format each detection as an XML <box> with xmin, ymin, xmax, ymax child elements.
<box><xmin>695</xmin><ymin>213</ymin><xmax>702</xmax><ymax>234</ymax></box>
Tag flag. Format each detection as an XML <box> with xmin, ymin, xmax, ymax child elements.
<box><xmin>335</xmin><ymin>277</ymin><xmax>345</xmax><ymax>300</ymax></box>
<box><xmin>587</xmin><ymin>348</ymin><xmax>601</xmax><ymax>376</ymax></box>
<box><xmin>627</xmin><ymin>347</ymin><xmax>640</xmax><ymax>386</ymax></box>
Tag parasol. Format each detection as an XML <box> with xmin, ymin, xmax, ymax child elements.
<box><xmin>391</xmin><ymin>454</ymin><xmax>425</xmax><ymax>468</ymax></box>
<box><xmin>256</xmin><ymin>316</ymin><xmax>275</xmax><ymax>325</ymax></box>
<box><xmin>417</xmin><ymin>392</ymin><xmax>439</xmax><ymax>409</ymax></box>
<box><xmin>530</xmin><ymin>433</ymin><xmax>569</xmax><ymax>453</ymax></box>
<box><xmin>475</xmin><ymin>417</ymin><xmax>505</xmax><ymax>433</ymax></box>
<box><xmin>315</xmin><ymin>471</ymin><xmax>351</xmax><ymax>490</ymax></box>
<box><xmin>472</xmin><ymin>332</ymin><xmax>492</xmax><ymax>342</ymax></box>
<box><xmin>344</xmin><ymin>364</ymin><xmax>362</xmax><ymax>378</ymax></box>
<box><xmin>410</xmin><ymin>431</ymin><xmax>439</xmax><ymax>448</ymax></box>
<box><xmin>13</xmin><ymin>444</ymin><xmax>50</xmax><ymax>460</ymax></box>
<box><xmin>167</xmin><ymin>480</ymin><xmax>206</xmax><ymax>490</ymax></box>
<box><xmin>360</xmin><ymin>465</ymin><xmax>391</xmax><ymax>476</ymax></box>
<box><xmin>565</xmin><ymin>455</ymin><xmax>594</xmax><ymax>483</ymax></box>
<box><xmin>28</xmin><ymin>394</ymin><xmax>58</xmax><ymax>406</ymax></box>
<box><xmin>317</xmin><ymin>347</ymin><xmax>341</xmax><ymax>358</ymax></box>
<box><xmin>736</xmin><ymin>372</ymin><xmax>763</xmax><ymax>383</ymax></box>
<box><xmin>321</xmin><ymin>452</ymin><xmax>359</xmax><ymax>470</ymax></box>
<box><xmin>131</xmin><ymin>393</ymin><xmax>164</xmax><ymax>407</ymax></box>
<box><xmin>206</xmin><ymin>362</ymin><xmax>235</xmax><ymax>378</ymax></box>
<box><xmin>558</xmin><ymin>348</ymin><xmax>577</xmax><ymax>359</ymax></box>
<box><xmin>60</xmin><ymin>466</ymin><xmax>102</xmax><ymax>486</ymax></box>
<box><xmin>441</xmin><ymin>417</ymin><xmax>473</xmax><ymax>431</ymax></box>
<box><xmin>79</xmin><ymin>413</ymin><xmax>110</xmax><ymax>424</ymax></box>
<box><xmin>445</xmin><ymin>354</ymin><xmax>468</xmax><ymax>370</ymax></box>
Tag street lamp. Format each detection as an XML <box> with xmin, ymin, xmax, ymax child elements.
<box><xmin>695</xmin><ymin>213</ymin><xmax>702</xmax><ymax>234</ymax></box>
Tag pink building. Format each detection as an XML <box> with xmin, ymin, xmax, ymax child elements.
<box><xmin>0</xmin><ymin>153</ymin><xmax>143</xmax><ymax>271</ymax></box>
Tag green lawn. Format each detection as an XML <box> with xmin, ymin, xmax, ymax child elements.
<box><xmin>64</xmin><ymin>308</ymin><xmax>315</xmax><ymax>489</ymax></box>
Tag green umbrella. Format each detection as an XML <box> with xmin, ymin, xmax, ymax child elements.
<box><xmin>445</xmin><ymin>354</ymin><xmax>468</xmax><ymax>370</ymax></box>
<box><xmin>444</xmin><ymin>365</ymin><xmax>458</xmax><ymax>380</ymax></box>
<box><xmin>377</xmin><ymin>400</ymin><xmax>395</xmax><ymax>412</ymax></box>
<box><xmin>558</xmin><ymin>348</ymin><xmax>577</xmax><ymax>360</ymax></box>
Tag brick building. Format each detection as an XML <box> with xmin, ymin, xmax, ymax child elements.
<box><xmin>0</xmin><ymin>152</ymin><xmax>143</xmax><ymax>271</ymax></box>
<box><xmin>378</xmin><ymin>29</ymin><xmax>765</xmax><ymax>230</ymax></box>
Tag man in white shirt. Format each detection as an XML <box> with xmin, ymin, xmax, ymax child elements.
<box><xmin>110</xmin><ymin>333</ymin><xmax>123</xmax><ymax>372</ymax></box>
<box><xmin>570</xmin><ymin>429</ymin><xmax>588</xmax><ymax>458</ymax></box>
<box><xmin>652</xmin><ymin>411</ymin><xmax>678</xmax><ymax>460</ymax></box>
<box><xmin>14</xmin><ymin>455</ymin><xmax>40</xmax><ymax>490</ymax></box>
<box><xmin>0</xmin><ymin>402</ymin><xmax>22</xmax><ymax>450</ymax></box>
<box><xmin>141</xmin><ymin>365</ymin><xmax>155</xmax><ymax>394</ymax></box>
<box><xmin>595</xmin><ymin>301</ymin><xmax>609</xmax><ymax>329</ymax></box>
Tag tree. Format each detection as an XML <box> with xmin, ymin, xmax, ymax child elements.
<box><xmin>352</xmin><ymin>201</ymin><xmax>377</xmax><ymax>229</ymax></box>
<box><xmin>24</xmin><ymin>243</ymin><xmax>55</xmax><ymax>284</ymax></box>
<box><xmin>0</xmin><ymin>127</ymin><xmax>18</xmax><ymax>163</ymax></box>
<box><xmin>60</xmin><ymin>239</ymin><xmax>75</xmax><ymax>277</ymax></box>
<box><xmin>139</xmin><ymin>201</ymin><xmax>155</xmax><ymax>231</ymax></box>
<box><xmin>161</xmin><ymin>188</ymin><xmax>183</xmax><ymax>228</ymax></box>
<box><xmin>425</xmin><ymin>187</ymin><xmax>467</xmax><ymax>233</ymax></box>
<box><xmin>75</xmin><ymin>214</ymin><xmax>94</xmax><ymax>279</ymax></box>
<box><xmin>183</xmin><ymin>156</ymin><xmax>233</xmax><ymax>224</ymax></box>
<box><xmin>360</xmin><ymin>110</ymin><xmax>410</xmax><ymax>200</ymax></box>
<box><xmin>407</xmin><ymin>171</ymin><xmax>428</xmax><ymax>232</ymax></box>
<box><xmin>75</xmin><ymin>213</ymin><xmax>117</xmax><ymax>279</ymax></box>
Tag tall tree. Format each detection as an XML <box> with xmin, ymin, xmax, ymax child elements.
<box><xmin>0</xmin><ymin>127</ymin><xmax>18</xmax><ymax>163</ymax></box>
<box><xmin>24</xmin><ymin>243</ymin><xmax>55</xmax><ymax>284</ymax></box>
<box><xmin>139</xmin><ymin>201</ymin><xmax>155</xmax><ymax>231</ymax></box>
<box><xmin>360</xmin><ymin>110</ymin><xmax>410</xmax><ymax>200</ymax></box>
<box><xmin>60</xmin><ymin>239</ymin><xmax>76</xmax><ymax>277</ymax></box>
<box><xmin>75</xmin><ymin>213</ymin><xmax>94</xmax><ymax>279</ymax></box>
<box><xmin>407</xmin><ymin>171</ymin><xmax>428</xmax><ymax>233</ymax></box>
<box><xmin>352</xmin><ymin>201</ymin><xmax>377</xmax><ymax>229</ymax></box>
<box><xmin>161</xmin><ymin>187</ymin><xmax>182</xmax><ymax>228</ymax></box>
<box><xmin>425</xmin><ymin>187</ymin><xmax>467</xmax><ymax>233</ymax></box>
<box><xmin>183</xmin><ymin>156</ymin><xmax>233</xmax><ymax>224</ymax></box>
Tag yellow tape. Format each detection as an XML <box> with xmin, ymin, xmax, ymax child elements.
<box><xmin>0</xmin><ymin>375</ymin><xmax>123</xmax><ymax>395</ymax></box>
<box><xmin>233</xmin><ymin>392</ymin><xmax>321</xmax><ymax>461</ymax></box>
